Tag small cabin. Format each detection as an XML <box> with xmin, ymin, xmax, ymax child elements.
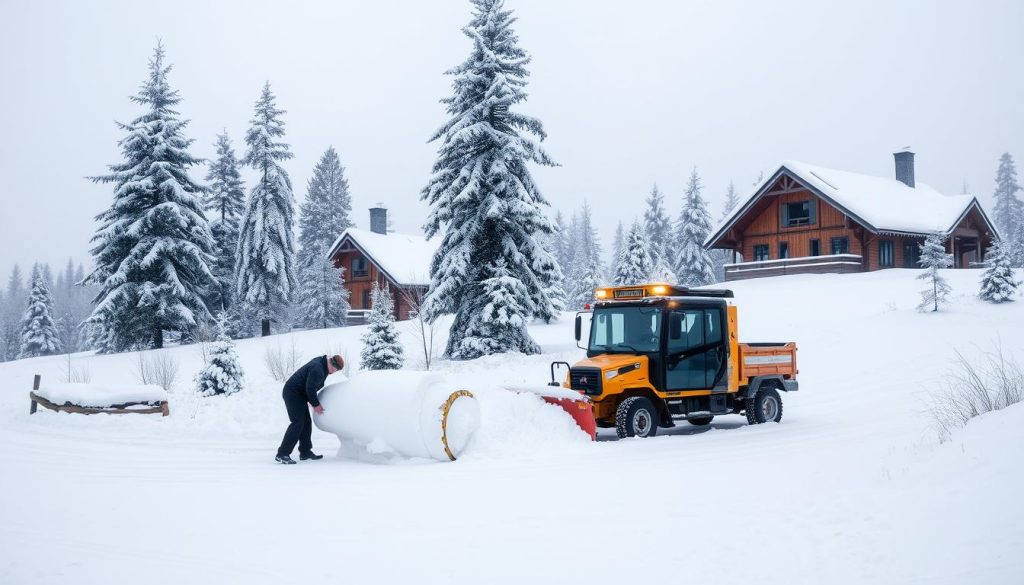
<box><xmin>704</xmin><ymin>151</ymin><xmax>999</xmax><ymax>281</ymax></box>
<box><xmin>326</xmin><ymin>208</ymin><xmax>438</xmax><ymax>322</ymax></box>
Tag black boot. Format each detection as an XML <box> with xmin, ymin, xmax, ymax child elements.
<box><xmin>276</xmin><ymin>455</ymin><xmax>297</xmax><ymax>465</ymax></box>
<box><xmin>300</xmin><ymin>452</ymin><xmax>323</xmax><ymax>461</ymax></box>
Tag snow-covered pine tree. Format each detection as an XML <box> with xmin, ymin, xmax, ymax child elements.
<box><xmin>917</xmin><ymin>232</ymin><xmax>954</xmax><ymax>312</ymax></box>
<box><xmin>298</xmin><ymin>146</ymin><xmax>353</xmax><ymax>254</ymax></box>
<box><xmin>565</xmin><ymin>202</ymin><xmax>605</xmax><ymax>308</ymax></box>
<box><xmin>421</xmin><ymin>0</ymin><xmax>560</xmax><ymax>359</ymax></box>
<box><xmin>615</xmin><ymin>221</ymin><xmax>654</xmax><ymax>286</ymax></box>
<box><xmin>550</xmin><ymin>211</ymin><xmax>571</xmax><ymax>269</ymax></box>
<box><xmin>643</xmin><ymin>184</ymin><xmax>675</xmax><ymax>281</ymax></box>
<box><xmin>992</xmin><ymin>153</ymin><xmax>1022</xmax><ymax>243</ymax></box>
<box><xmin>715</xmin><ymin>180</ymin><xmax>742</xmax><ymax>277</ymax></box>
<box><xmin>610</xmin><ymin>220</ymin><xmax>625</xmax><ymax>279</ymax></box>
<box><xmin>19</xmin><ymin>264</ymin><xmax>61</xmax><ymax>358</ymax></box>
<box><xmin>83</xmin><ymin>43</ymin><xmax>215</xmax><ymax>351</ymax></box>
<box><xmin>194</xmin><ymin>313</ymin><xmax>244</xmax><ymax>396</ymax></box>
<box><xmin>0</xmin><ymin>265</ymin><xmax>25</xmax><ymax>361</ymax></box>
<box><xmin>674</xmin><ymin>167</ymin><xmax>716</xmax><ymax>286</ymax></box>
<box><xmin>978</xmin><ymin>240</ymin><xmax>1020</xmax><ymax>303</ymax></box>
<box><xmin>360</xmin><ymin>282</ymin><xmax>404</xmax><ymax>370</ymax></box>
<box><xmin>204</xmin><ymin>132</ymin><xmax>246</xmax><ymax>314</ymax></box>
<box><xmin>295</xmin><ymin>147</ymin><xmax>353</xmax><ymax>329</ymax></box>
<box><xmin>1009</xmin><ymin>221</ymin><xmax>1024</xmax><ymax>268</ymax></box>
<box><xmin>235</xmin><ymin>82</ymin><xmax>297</xmax><ymax>337</ymax></box>
<box><xmin>295</xmin><ymin>247</ymin><xmax>350</xmax><ymax>330</ymax></box>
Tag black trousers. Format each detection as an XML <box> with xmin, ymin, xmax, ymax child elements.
<box><xmin>277</xmin><ymin>391</ymin><xmax>313</xmax><ymax>457</ymax></box>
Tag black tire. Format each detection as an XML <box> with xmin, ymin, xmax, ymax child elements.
<box><xmin>615</xmin><ymin>396</ymin><xmax>659</xmax><ymax>438</ymax></box>
<box><xmin>745</xmin><ymin>386</ymin><xmax>783</xmax><ymax>424</ymax></box>
<box><xmin>687</xmin><ymin>416</ymin><xmax>714</xmax><ymax>426</ymax></box>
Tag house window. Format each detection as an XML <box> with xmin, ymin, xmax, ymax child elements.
<box><xmin>879</xmin><ymin>240</ymin><xmax>894</xmax><ymax>267</ymax></box>
<box><xmin>781</xmin><ymin>200</ymin><xmax>815</xmax><ymax>227</ymax></box>
<box><xmin>352</xmin><ymin>256</ymin><xmax>369</xmax><ymax>278</ymax></box>
<box><xmin>903</xmin><ymin>241</ymin><xmax>921</xmax><ymax>268</ymax></box>
<box><xmin>361</xmin><ymin>289</ymin><xmax>371</xmax><ymax>309</ymax></box>
<box><xmin>778</xmin><ymin>242</ymin><xmax>789</xmax><ymax>259</ymax></box>
<box><xmin>753</xmin><ymin>244</ymin><xmax>769</xmax><ymax>262</ymax></box>
<box><xmin>830</xmin><ymin>237</ymin><xmax>849</xmax><ymax>255</ymax></box>
<box><xmin>809</xmin><ymin>239</ymin><xmax>820</xmax><ymax>257</ymax></box>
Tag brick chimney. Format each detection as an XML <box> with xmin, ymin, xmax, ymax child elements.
<box><xmin>894</xmin><ymin>148</ymin><xmax>915</xmax><ymax>188</ymax></box>
<box><xmin>369</xmin><ymin>207</ymin><xmax>387</xmax><ymax>235</ymax></box>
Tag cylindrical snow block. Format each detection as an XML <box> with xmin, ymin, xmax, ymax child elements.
<box><xmin>313</xmin><ymin>371</ymin><xmax>480</xmax><ymax>461</ymax></box>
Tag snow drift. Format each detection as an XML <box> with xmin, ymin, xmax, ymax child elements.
<box><xmin>313</xmin><ymin>371</ymin><xmax>480</xmax><ymax>462</ymax></box>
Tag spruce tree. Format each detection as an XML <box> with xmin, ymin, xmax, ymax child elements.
<box><xmin>992</xmin><ymin>153</ymin><xmax>1022</xmax><ymax>242</ymax></box>
<box><xmin>643</xmin><ymin>184</ymin><xmax>675</xmax><ymax>281</ymax></box>
<box><xmin>194</xmin><ymin>314</ymin><xmax>245</xmax><ymax>396</ymax></box>
<box><xmin>236</xmin><ymin>83</ymin><xmax>297</xmax><ymax>337</ymax></box>
<box><xmin>551</xmin><ymin>211</ymin><xmax>573</xmax><ymax>276</ymax></box>
<box><xmin>0</xmin><ymin>265</ymin><xmax>25</xmax><ymax>361</ymax></box>
<box><xmin>1009</xmin><ymin>221</ymin><xmax>1024</xmax><ymax>268</ymax></box>
<box><xmin>716</xmin><ymin>180</ymin><xmax>742</xmax><ymax>273</ymax></box>
<box><xmin>917</xmin><ymin>232</ymin><xmax>954</xmax><ymax>312</ymax></box>
<box><xmin>360</xmin><ymin>282</ymin><xmax>404</xmax><ymax>370</ymax></box>
<box><xmin>421</xmin><ymin>0</ymin><xmax>560</xmax><ymax>359</ymax></box>
<box><xmin>610</xmin><ymin>220</ymin><xmax>625</xmax><ymax>279</ymax></box>
<box><xmin>675</xmin><ymin>167</ymin><xmax>716</xmax><ymax>286</ymax></box>
<box><xmin>615</xmin><ymin>221</ymin><xmax>654</xmax><ymax>286</ymax></box>
<box><xmin>978</xmin><ymin>240</ymin><xmax>1020</xmax><ymax>303</ymax></box>
<box><xmin>295</xmin><ymin>147</ymin><xmax>354</xmax><ymax>329</ymax></box>
<box><xmin>298</xmin><ymin>147</ymin><xmax>353</xmax><ymax>254</ymax></box>
<box><xmin>84</xmin><ymin>43</ymin><xmax>215</xmax><ymax>351</ymax></box>
<box><xmin>296</xmin><ymin>254</ymin><xmax>350</xmax><ymax>329</ymax></box>
<box><xmin>19</xmin><ymin>265</ymin><xmax>61</xmax><ymax>358</ymax></box>
<box><xmin>566</xmin><ymin>202</ymin><xmax>605</xmax><ymax>308</ymax></box>
<box><xmin>204</xmin><ymin>132</ymin><xmax>246</xmax><ymax>314</ymax></box>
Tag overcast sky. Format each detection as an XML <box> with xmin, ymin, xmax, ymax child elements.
<box><xmin>1</xmin><ymin>0</ymin><xmax>1022</xmax><ymax>280</ymax></box>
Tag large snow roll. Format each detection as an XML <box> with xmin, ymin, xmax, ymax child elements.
<box><xmin>313</xmin><ymin>371</ymin><xmax>480</xmax><ymax>462</ymax></box>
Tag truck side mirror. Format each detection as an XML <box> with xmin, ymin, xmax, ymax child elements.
<box><xmin>669</xmin><ymin>312</ymin><xmax>682</xmax><ymax>340</ymax></box>
<box><xmin>574</xmin><ymin>315</ymin><xmax>582</xmax><ymax>341</ymax></box>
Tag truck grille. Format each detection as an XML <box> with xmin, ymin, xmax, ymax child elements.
<box><xmin>569</xmin><ymin>367</ymin><xmax>602</xmax><ymax>396</ymax></box>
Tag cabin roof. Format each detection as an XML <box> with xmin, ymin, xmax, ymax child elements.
<box><xmin>706</xmin><ymin>160</ymin><xmax>998</xmax><ymax>247</ymax></box>
<box><xmin>327</xmin><ymin>227</ymin><xmax>437</xmax><ymax>287</ymax></box>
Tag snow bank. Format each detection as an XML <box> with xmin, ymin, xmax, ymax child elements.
<box><xmin>313</xmin><ymin>371</ymin><xmax>480</xmax><ymax>462</ymax></box>
<box><xmin>34</xmin><ymin>383</ymin><xmax>167</xmax><ymax>407</ymax></box>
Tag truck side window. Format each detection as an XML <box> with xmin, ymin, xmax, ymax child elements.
<box><xmin>666</xmin><ymin>308</ymin><xmax>725</xmax><ymax>390</ymax></box>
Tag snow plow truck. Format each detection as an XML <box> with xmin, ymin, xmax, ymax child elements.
<box><xmin>552</xmin><ymin>284</ymin><xmax>798</xmax><ymax>438</ymax></box>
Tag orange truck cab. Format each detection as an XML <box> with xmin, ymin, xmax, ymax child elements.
<box><xmin>553</xmin><ymin>284</ymin><xmax>798</xmax><ymax>438</ymax></box>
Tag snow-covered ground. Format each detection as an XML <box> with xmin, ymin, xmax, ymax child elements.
<box><xmin>1</xmin><ymin>269</ymin><xmax>1022</xmax><ymax>584</ymax></box>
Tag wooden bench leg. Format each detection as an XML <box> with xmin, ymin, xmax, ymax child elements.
<box><xmin>160</xmin><ymin>402</ymin><xmax>170</xmax><ymax>417</ymax></box>
<box><xmin>30</xmin><ymin>399</ymin><xmax>37</xmax><ymax>415</ymax></box>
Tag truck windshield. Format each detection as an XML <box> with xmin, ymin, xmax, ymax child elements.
<box><xmin>589</xmin><ymin>307</ymin><xmax>662</xmax><ymax>353</ymax></box>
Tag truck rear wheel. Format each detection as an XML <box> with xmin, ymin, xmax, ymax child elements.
<box><xmin>746</xmin><ymin>386</ymin><xmax>783</xmax><ymax>424</ymax></box>
<box><xmin>616</xmin><ymin>396</ymin><xmax>658</xmax><ymax>438</ymax></box>
<box><xmin>687</xmin><ymin>416</ymin><xmax>714</xmax><ymax>426</ymax></box>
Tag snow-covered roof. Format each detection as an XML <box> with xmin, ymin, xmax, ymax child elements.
<box><xmin>706</xmin><ymin>160</ymin><xmax>998</xmax><ymax>247</ymax></box>
<box><xmin>327</xmin><ymin>227</ymin><xmax>437</xmax><ymax>287</ymax></box>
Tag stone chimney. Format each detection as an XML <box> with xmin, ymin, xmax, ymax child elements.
<box><xmin>369</xmin><ymin>207</ymin><xmax>388</xmax><ymax>235</ymax></box>
<box><xmin>894</xmin><ymin>148</ymin><xmax>915</xmax><ymax>188</ymax></box>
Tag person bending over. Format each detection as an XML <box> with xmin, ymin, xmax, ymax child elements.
<box><xmin>275</xmin><ymin>354</ymin><xmax>345</xmax><ymax>464</ymax></box>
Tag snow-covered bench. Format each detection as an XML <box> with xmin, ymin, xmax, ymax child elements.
<box><xmin>29</xmin><ymin>375</ymin><xmax>169</xmax><ymax>417</ymax></box>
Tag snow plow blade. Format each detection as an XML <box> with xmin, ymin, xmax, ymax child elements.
<box><xmin>504</xmin><ymin>385</ymin><xmax>597</xmax><ymax>441</ymax></box>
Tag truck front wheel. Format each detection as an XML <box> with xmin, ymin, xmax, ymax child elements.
<box><xmin>616</xmin><ymin>396</ymin><xmax>659</xmax><ymax>438</ymax></box>
<box><xmin>745</xmin><ymin>386</ymin><xmax>783</xmax><ymax>424</ymax></box>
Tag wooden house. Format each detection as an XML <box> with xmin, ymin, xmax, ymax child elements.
<box><xmin>326</xmin><ymin>208</ymin><xmax>437</xmax><ymax>322</ymax></box>
<box><xmin>704</xmin><ymin>151</ymin><xmax>998</xmax><ymax>281</ymax></box>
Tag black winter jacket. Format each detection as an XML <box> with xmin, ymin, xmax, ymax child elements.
<box><xmin>283</xmin><ymin>356</ymin><xmax>329</xmax><ymax>407</ymax></box>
